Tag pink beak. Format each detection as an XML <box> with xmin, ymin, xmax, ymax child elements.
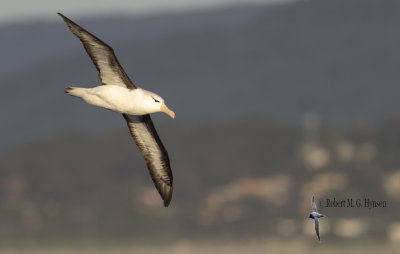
<box><xmin>161</xmin><ymin>103</ymin><xmax>175</xmax><ymax>119</ymax></box>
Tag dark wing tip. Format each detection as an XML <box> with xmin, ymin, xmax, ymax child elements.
<box><xmin>148</xmin><ymin>163</ymin><xmax>173</xmax><ymax>207</ymax></box>
<box><xmin>162</xmin><ymin>186</ymin><xmax>173</xmax><ymax>207</ymax></box>
<box><xmin>155</xmin><ymin>173</ymin><xmax>173</xmax><ymax>207</ymax></box>
<box><xmin>58</xmin><ymin>13</ymin><xmax>80</xmax><ymax>31</ymax></box>
<box><xmin>58</xmin><ymin>13</ymin><xmax>78</xmax><ymax>32</ymax></box>
<box><xmin>57</xmin><ymin>12</ymin><xmax>69</xmax><ymax>22</ymax></box>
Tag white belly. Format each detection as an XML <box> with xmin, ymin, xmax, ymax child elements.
<box><xmin>81</xmin><ymin>86</ymin><xmax>148</xmax><ymax>115</ymax></box>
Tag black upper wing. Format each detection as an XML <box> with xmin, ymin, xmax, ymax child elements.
<box><xmin>123</xmin><ymin>114</ymin><xmax>173</xmax><ymax>207</ymax></box>
<box><xmin>58</xmin><ymin>13</ymin><xmax>136</xmax><ymax>89</ymax></box>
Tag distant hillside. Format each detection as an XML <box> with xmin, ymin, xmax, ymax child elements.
<box><xmin>2</xmin><ymin>0</ymin><xmax>400</xmax><ymax>150</ymax></box>
<box><xmin>0</xmin><ymin>5</ymin><xmax>264</xmax><ymax>76</ymax></box>
<box><xmin>0</xmin><ymin>4</ymin><xmax>270</xmax><ymax>150</ymax></box>
<box><xmin>0</xmin><ymin>117</ymin><xmax>399</xmax><ymax>242</ymax></box>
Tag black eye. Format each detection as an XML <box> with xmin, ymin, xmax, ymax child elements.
<box><xmin>152</xmin><ymin>97</ymin><xmax>160</xmax><ymax>103</ymax></box>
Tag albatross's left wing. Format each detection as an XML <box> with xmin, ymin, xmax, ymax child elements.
<box><xmin>58</xmin><ymin>13</ymin><xmax>136</xmax><ymax>89</ymax></box>
<box><xmin>123</xmin><ymin>114</ymin><xmax>173</xmax><ymax>207</ymax></box>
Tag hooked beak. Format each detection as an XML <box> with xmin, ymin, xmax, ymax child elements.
<box><xmin>161</xmin><ymin>103</ymin><xmax>175</xmax><ymax>119</ymax></box>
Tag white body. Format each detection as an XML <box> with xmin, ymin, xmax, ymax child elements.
<box><xmin>310</xmin><ymin>211</ymin><xmax>324</xmax><ymax>219</ymax></box>
<box><xmin>68</xmin><ymin>85</ymin><xmax>162</xmax><ymax>115</ymax></box>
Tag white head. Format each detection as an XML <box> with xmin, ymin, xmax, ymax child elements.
<box><xmin>141</xmin><ymin>89</ymin><xmax>175</xmax><ymax>118</ymax></box>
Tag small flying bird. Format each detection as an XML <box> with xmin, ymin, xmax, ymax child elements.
<box><xmin>309</xmin><ymin>195</ymin><xmax>326</xmax><ymax>241</ymax></box>
<box><xmin>58</xmin><ymin>13</ymin><xmax>175</xmax><ymax>207</ymax></box>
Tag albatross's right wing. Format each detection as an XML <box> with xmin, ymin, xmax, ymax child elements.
<box><xmin>58</xmin><ymin>13</ymin><xmax>136</xmax><ymax>89</ymax></box>
<box><xmin>123</xmin><ymin>114</ymin><xmax>173</xmax><ymax>207</ymax></box>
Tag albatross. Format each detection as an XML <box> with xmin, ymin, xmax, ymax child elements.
<box><xmin>58</xmin><ymin>13</ymin><xmax>175</xmax><ymax>207</ymax></box>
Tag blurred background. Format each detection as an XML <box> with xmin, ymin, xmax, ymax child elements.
<box><xmin>1</xmin><ymin>0</ymin><xmax>400</xmax><ymax>253</ymax></box>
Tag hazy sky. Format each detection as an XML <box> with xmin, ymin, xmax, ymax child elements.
<box><xmin>1</xmin><ymin>0</ymin><xmax>296</xmax><ymax>24</ymax></box>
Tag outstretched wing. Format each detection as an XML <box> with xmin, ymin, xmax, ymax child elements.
<box><xmin>58</xmin><ymin>13</ymin><xmax>136</xmax><ymax>89</ymax></box>
<box><xmin>311</xmin><ymin>195</ymin><xmax>317</xmax><ymax>212</ymax></box>
<box><xmin>314</xmin><ymin>218</ymin><xmax>321</xmax><ymax>241</ymax></box>
<box><xmin>123</xmin><ymin>114</ymin><xmax>173</xmax><ymax>207</ymax></box>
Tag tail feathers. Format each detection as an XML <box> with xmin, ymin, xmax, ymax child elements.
<box><xmin>64</xmin><ymin>86</ymin><xmax>73</xmax><ymax>94</ymax></box>
<box><xmin>64</xmin><ymin>86</ymin><xmax>84</xmax><ymax>97</ymax></box>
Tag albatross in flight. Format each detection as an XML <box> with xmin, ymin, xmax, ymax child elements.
<box><xmin>58</xmin><ymin>13</ymin><xmax>175</xmax><ymax>207</ymax></box>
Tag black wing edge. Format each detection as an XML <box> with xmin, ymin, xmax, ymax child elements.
<box><xmin>57</xmin><ymin>12</ymin><xmax>136</xmax><ymax>89</ymax></box>
<box><xmin>123</xmin><ymin>114</ymin><xmax>173</xmax><ymax>207</ymax></box>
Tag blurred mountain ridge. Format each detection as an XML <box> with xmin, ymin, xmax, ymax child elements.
<box><xmin>0</xmin><ymin>116</ymin><xmax>399</xmax><ymax>242</ymax></box>
<box><xmin>2</xmin><ymin>0</ymin><xmax>400</xmax><ymax>150</ymax></box>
